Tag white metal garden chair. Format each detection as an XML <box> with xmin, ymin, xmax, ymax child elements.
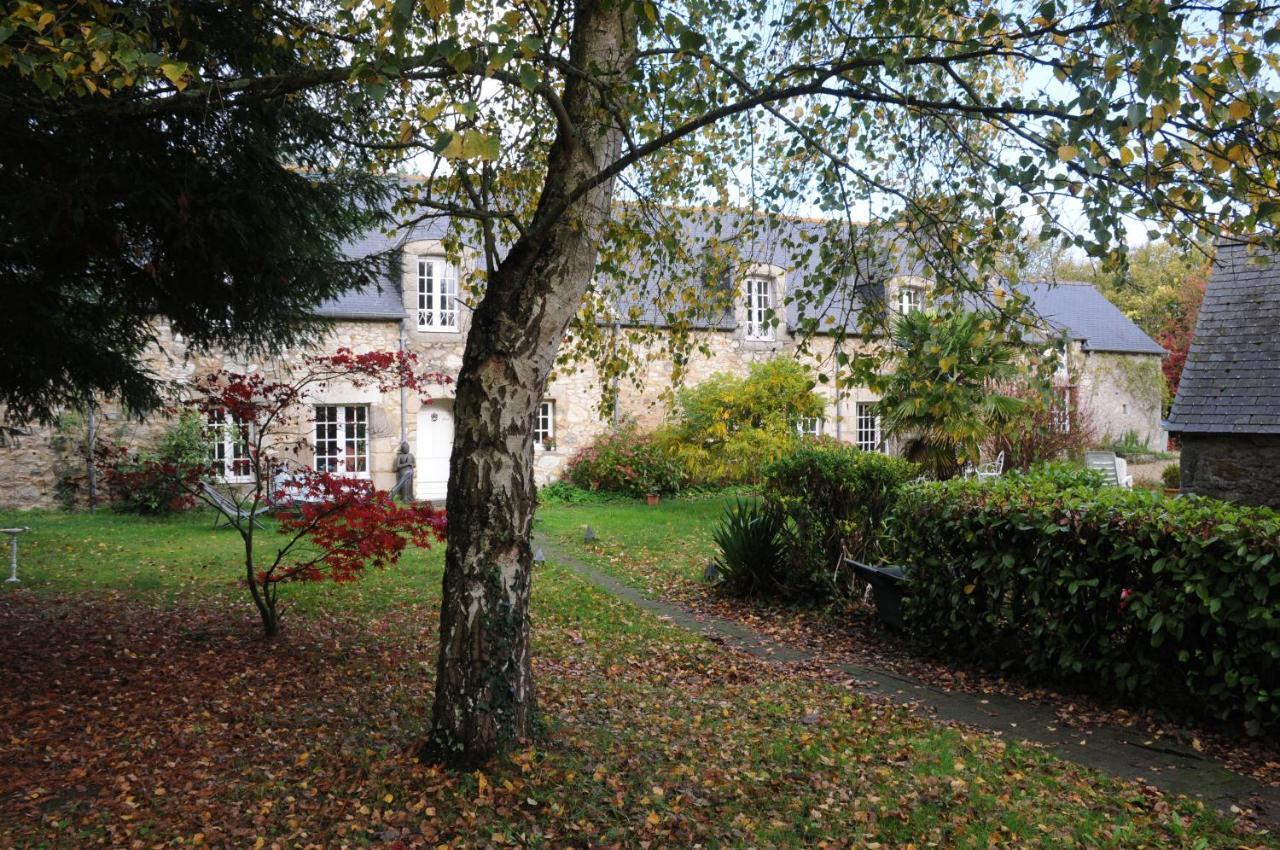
<box><xmin>973</xmin><ymin>451</ymin><xmax>1005</xmax><ymax>481</ymax></box>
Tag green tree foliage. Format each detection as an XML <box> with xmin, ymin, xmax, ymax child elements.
<box><xmin>0</xmin><ymin>0</ymin><xmax>394</xmax><ymax>421</ymax></box>
<box><xmin>1067</xmin><ymin>242</ymin><xmax>1213</xmax><ymax>342</ymax></box>
<box><xmin>875</xmin><ymin>311</ymin><xmax>1025</xmax><ymax>478</ymax></box>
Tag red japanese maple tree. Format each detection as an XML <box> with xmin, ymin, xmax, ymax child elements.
<box><xmin>1157</xmin><ymin>273</ymin><xmax>1208</xmax><ymax>408</ymax></box>
<box><xmin>187</xmin><ymin>349</ymin><xmax>450</xmax><ymax>637</ymax></box>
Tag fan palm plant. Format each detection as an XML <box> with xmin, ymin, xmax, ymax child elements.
<box><xmin>874</xmin><ymin>310</ymin><xmax>1026</xmax><ymax>479</ymax></box>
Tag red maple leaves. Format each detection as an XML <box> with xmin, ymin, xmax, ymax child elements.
<box><xmin>269</xmin><ymin>475</ymin><xmax>446</xmax><ymax>584</ymax></box>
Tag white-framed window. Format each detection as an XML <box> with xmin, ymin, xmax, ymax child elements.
<box><xmin>534</xmin><ymin>400</ymin><xmax>555</xmax><ymax>449</ymax></box>
<box><xmin>796</xmin><ymin>416</ymin><xmax>822</xmax><ymax>438</ymax></box>
<box><xmin>416</xmin><ymin>256</ymin><xmax>459</xmax><ymax>331</ymax></box>
<box><xmin>1051</xmin><ymin>386</ymin><xmax>1072</xmax><ymax>434</ymax></box>
<box><xmin>206</xmin><ymin>408</ymin><xmax>253</xmax><ymax>482</ymax></box>
<box><xmin>744</xmin><ymin>276</ymin><xmax>775</xmax><ymax>341</ymax></box>
<box><xmin>314</xmin><ymin>405</ymin><xmax>369</xmax><ymax>475</ymax></box>
<box><xmin>897</xmin><ymin>286</ymin><xmax>923</xmax><ymax>314</ymax></box>
<box><xmin>856</xmin><ymin>402</ymin><xmax>882</xmax><ymax>452</ymax></box>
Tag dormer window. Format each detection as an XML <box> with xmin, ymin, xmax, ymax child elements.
<box><xmin>417</xmin><ymin>257</ymin><xmax>459</xmax><ymax>331</ymax></box>
<box><xmin>897</xmin><ymin>286</ymin><xmax>923</xmax><ymax>314</ymax></box>
<box><xmin>744</xmin><ymin>276</ymin><xmax>774</xmax><ymax>341</ymax></box>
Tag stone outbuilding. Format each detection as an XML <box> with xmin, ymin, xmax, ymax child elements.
<box><xmin>1019</xmin><ymin>281</ymin><xmax>1168</xmax><ymax>450</ymax></box>
<box><xmin>1166</xmin><ymin>243</ymin><xmax>1280</xmax><ymax>508</ymax></box>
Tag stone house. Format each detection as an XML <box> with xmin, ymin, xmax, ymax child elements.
<box><xmin>0</xmin><ymin>214</ymin><xmax>1166</xmax><ymax>509</ymax></box>
<box><xmin>1166</xmin><ymin>243</ymin><xmax>1280</xmax><ymax>508</ymax></box>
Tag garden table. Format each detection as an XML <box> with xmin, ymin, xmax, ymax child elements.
<box><xmin>2</xmin><ymin>527</ymin><xmax>30</xmax><ymax>583</ymax></box>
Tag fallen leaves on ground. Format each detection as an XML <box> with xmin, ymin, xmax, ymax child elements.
<box><xmin>1</xmin><ymin>582</ymin><xmax>1273</xmax><ymax>849</ymax></box>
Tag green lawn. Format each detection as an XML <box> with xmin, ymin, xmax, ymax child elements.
<box><xmin>0</xmin><ymin>505</ymin><xmax>1268</xmax><ymax>848</ymax></box>
<box><xmin>536</xmin><ymin>494</ymin><xmax>728</xmax><ymax>595</ymax></box>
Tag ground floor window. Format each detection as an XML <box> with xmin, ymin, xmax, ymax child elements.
<box><xmin>314</xmin><ymin>405</ymin><xmax>369</xmax><ymax>475</ymax></box>
<box><xmin>856</xmin><ymin>402</ymin><xmax>881</xmax><ymax>452</ymax></box>
<box><xmin>796</xmin><ymin>416</ymin><xmax>822</xmax><ymax>438</ymax></box>
<box><xmin>534</xmin><ymin>400</ymin><xmax>555</xmax><ymax>449</ymax></box>
<box><xmin>206</xmin><ymin>408</ymin><xmax>253</xmax><ymax>482</ymax></box>
<box><xmin>1051</xmin><ymin>385</ymin><xmax>1073</xmax><ymax>433</ymax></box>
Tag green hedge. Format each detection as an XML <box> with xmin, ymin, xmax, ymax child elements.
<box><xmin>761</xmin><ymin>445</ymin><xmax>917</xmax><ymax>596</ymax></box>
<box><xmin>891</xmin><ymin>478</ymin><xmax>1280</xmax><ymax>733</ymax></box>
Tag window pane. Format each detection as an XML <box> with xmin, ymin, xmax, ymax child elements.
<box><xmin>856</xmin><ymin>403</ymin><xmax>881</xmax><ymax>452</ymax></box>
<box><xmin>315</xmin><ymin>406</ymin><xmax>339</xmax><ymax>471</ymax></box>
<box><xmin>352</xmin><ymin>406</ymin><xmax>368</xmax><ymax>472</ymax></box>
<box><xmin>206</xmin><ymin>408</ymin><xmax>227</xmax><ymax>476</ymax></box>
<box><xmin>419</xmin><ymin>257</ymin><xmax>459</xmax><ymax>330</ymax></box>
<box><xmin>535</xmin><ymin>401</ymin><xmax>554</xmax><ymax>445</ymax></box>
<box><xmin>441</xmin><ymin>262</ymin><xmax>458</xmax><ymax>327</ymax></box>
<box><xmin>745</xmin><ymin>278</ymin><xmax>773</xmax><ymax>340</ymax></box>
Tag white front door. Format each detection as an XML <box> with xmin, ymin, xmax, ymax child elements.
<box><xmin>415</xmin><ymin>402</ymin><xmax>454</xmax><ymax>502</ymax></box>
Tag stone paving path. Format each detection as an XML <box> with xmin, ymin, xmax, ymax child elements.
<box><xmin>537</xmin><ymin>535</ymin><xmax>1280</xmax><ymax>826</ymax></box>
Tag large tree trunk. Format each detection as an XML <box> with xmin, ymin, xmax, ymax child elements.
<box><xmin>424</xmin><ymin>0</ymin><xmax>635</xmax><ymax>767</ymax></box>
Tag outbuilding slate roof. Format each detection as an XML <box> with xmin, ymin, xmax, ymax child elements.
<box><xmin>1017</xmin><ymin>281</ymin><xmax>1167</xmax><ymax>356</ymax></box>
<box><xmin>1166</xmin><ymin>243</ymin><xmax>1280</xmax><ymax>434</ymax></box>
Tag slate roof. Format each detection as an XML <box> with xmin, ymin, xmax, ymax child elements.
<box><xmin>597</xmin><ymin>209</ymin><xmax>916</xmax><ymax>332</ymax></box>
<box><xmin>314</xmin><ymin>210</ymin><xmax>1164</xmax><ymax>360</ymax></box>
<box><xmin>1166</xmin><ymin>243</ymin><xmax>1280</xmax><ymax>434</ymax></box>
<box><xmin>312</xmin><ymin>218</ymin><xmax>450</xmax><ymax>320</ymax></box>
<box><xmin>1017</xmin><ymin>281</ymin><xmax>1167</xmax><ymax>356</ymax></box>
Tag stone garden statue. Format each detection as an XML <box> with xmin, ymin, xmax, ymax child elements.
<box><xmin>392</xmin><ymin>440</ymin><xmax>415</xmax><ymax>501</ymax></box>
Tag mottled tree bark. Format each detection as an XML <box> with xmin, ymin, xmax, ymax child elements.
<box><xmin>424</xmin><ymin>0</ymin><xmax>635</xmax><ymax>767</ymax></box>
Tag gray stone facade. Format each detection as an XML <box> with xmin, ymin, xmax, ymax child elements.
<box><xmin>1179</xmin><ymin>433</ymin><xmax>1280</xmax><ymax>509</ymax></box>
<box><xmin>0</xmin><ymin>319</ymin><xmax>1164</xmax><ymax>511</ymax></box>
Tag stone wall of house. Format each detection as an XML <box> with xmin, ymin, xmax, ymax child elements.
<box><xmin>1075</xmin><ymin>350</ymin><xmax>1166</xmax><ymax>450</ymax></box>
<box><xmin>1</xmin><ymin>307</ymin><xmax>1169</xmax><ymax>507</ymax></box>
<box><xmin>1179</xmin><ymin>433</ymin><xmax>1280</xmax><ymax>509</ymax></box>
<box><xmin>529</xmin><ymin>329</ymin><xmax>886</xmax><ymax>484</ymax></box>
<box><xmin>0</xmin><ymin>319</ymin><xmax>408</xmax><ymax>510</ymax></box>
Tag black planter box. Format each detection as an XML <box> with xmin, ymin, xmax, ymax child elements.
<box><xmin>848</xmin><ymin>560</ymin><xmax>909</xmax><ymax>630</ymax></box>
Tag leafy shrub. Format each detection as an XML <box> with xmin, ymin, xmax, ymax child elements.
<box><xmin>983</xmin><ymin>381</ymin><xmax>1098</xmax><ymax>470</ymax></box>
<box><xmin>536</xmin><ymin>481</ymin><xmax>612</xmax><ymax>505</ymax></box>
<box><xmin>564</xmin><ymin>426</ymin><xmax>685</xmax><ymax>497</ymax></box>
<box><xmin>98</xmin><ymin>411</ymin><xmax>210</xmax><ymax>515</ymax></box>
<box><xmin>1007</xmin><ymin>461</ymin><xmax>1104</xmax><ymax>489</ymax></box>
<box><xmin>1106</xmin><ymin>429</ymin><xmax>1150</xmax><ymax>456</ymax></box>
<box><xmin>891</xmin><ymin>477</ymin><xmax>1280</xmax><ymax>733</ymax></box>
<box><xmin>763</xmin><ymin>444</ymin><xmax>917</xmax><ymax>595</ymax></box>
<box><xmin>711</xmin><ymin>498</ymin><xmax>791</xmax><ymax>597</ymax></box>
<box><xmin>662</xmin><ymin>357</ymin><xmax>822</xmax><ymax>487</ymax></box>
<box><xmin>657</xmin><ymin>423</ymin><xmax>804</xmax><ymax>487</ymax></box>
<box><xmin>676</xmin><ymin>357</ymin><xmax>823</xmax><ymax>438</ymax></box>
<box><xmin>1162</xmin><ymin>463</ymin><xmax>1180</xmax><ymax>489</ymax></box>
